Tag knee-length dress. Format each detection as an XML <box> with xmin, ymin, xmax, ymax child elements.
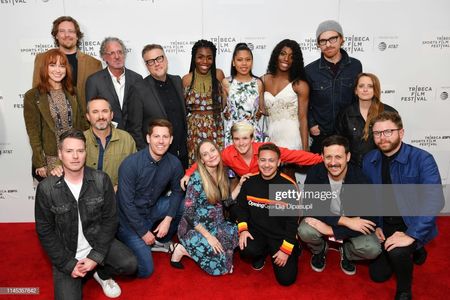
<box><xmin>223</xmin><ymin>77</ymin><xmax>264</xmax><ymax>146</ymax></box>
<box><xmin>185</xmin><ymin>71</ymin><xmax>224</xmax><ymax>166</ymax></box>
<box><xmin>177</xmin><ymin>171</ymin><xmax>238</xmax><ymax>275</ymax></box>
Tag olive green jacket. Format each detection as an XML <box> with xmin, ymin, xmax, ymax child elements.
<box><xmin>84</xmin><ymin>126</ymin><xmax>136</xmax><ymax>186</ymax></box>
<box><xmin>23</xmin><ymin>88</ymin><xmax>84</xmax><ymax>168</ymax></box>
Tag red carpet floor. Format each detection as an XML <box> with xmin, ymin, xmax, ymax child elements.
<box><xmin>0</xmin><ymin>218</ymin><xmax>449</xmax><ymax>300</ymax></box>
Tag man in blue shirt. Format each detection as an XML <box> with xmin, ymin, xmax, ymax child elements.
<box><xmin>117</xmin><ymin>119</ymin><xmax>184</xmax><ymax>278</ymax></box>
<box><xmin>362</xmin><ymin>111</ymin><xmax>444</xmax><ymax>300</ymax></box>
<box><xmin>306</xmin><ymin>20</ymin><xmax>362</xmax><ymax>153</ymax></box>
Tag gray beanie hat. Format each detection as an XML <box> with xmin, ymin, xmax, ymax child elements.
<box><xmin>316</xmin><ymin>20</ymin><xmax>343</xmax><ymax>40</ymax></box>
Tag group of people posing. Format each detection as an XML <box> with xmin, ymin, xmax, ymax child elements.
<box><xmin>25</xmin><ymin>16</ymin><xmax>444</xmax><ymax>300</ymax></box>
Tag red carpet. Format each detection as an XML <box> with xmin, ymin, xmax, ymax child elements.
<box><xmin>0</xmin><ymin>218</ymin><xmax>449</xmax><ymax>299</ymax></box>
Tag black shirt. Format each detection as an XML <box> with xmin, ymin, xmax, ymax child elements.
<box><xmin>66</xmin><ymin>53</ymin><xmax>78</xmax><ymax>86</ymax></box>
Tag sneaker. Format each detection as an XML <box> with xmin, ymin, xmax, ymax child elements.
<box><xmin>93</xmin><ymin>272</ymin><xmax>121</xmax><ymax>298</ymax></box>
<box><xmin>339</xmin><ymin>245</ymin><xmax>356</xmax><ymax>275</ymax></box>
<box><xmin>310</xmin><ymin>242</ymin><xmax>328</xmax><ymax>272</ymax></box>
<box><xmin>151</xmin><ymin>240</ymin><xmax>173</xmax><ymax>253</ymax></box>
<box><xmin>252</xmin><ymin>257</ymin><xmax>265</xmax><ymax>271</ymax></box>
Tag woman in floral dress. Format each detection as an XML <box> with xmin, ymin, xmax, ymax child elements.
<box><xmin>223</xmin><ymin>43</ymin><xmax>264</xmax><ymax>146</ymax></box>
<box><xmin>183</xmin><ymin>40</ymin><xmax>225</xmax><ymax>166</ymax></box>
<box><xmin>171</xmin><ymin>139</ymin><xmax>243</xmax><ymax>275</ymax></box>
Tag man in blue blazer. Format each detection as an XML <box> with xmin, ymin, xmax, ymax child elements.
<box><xmin>362</xmin><ymin>111</ymin><xmax>444</xmax><ymax>300</ymax></box>
<box><xmin>85</xmin><ymin>37</ymin><xmax>143</xmax><ymax>130</ymax></box>
<box><xmin>126</xmin><ymin>44</ymin><xmax>188</xmax><ymax>169</ymax></box>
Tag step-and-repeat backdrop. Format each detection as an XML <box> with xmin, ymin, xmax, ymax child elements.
<box><xmin>0</xmin><ymin>0</ymin><xmax>449</xmax><ymax>221</ymax></box>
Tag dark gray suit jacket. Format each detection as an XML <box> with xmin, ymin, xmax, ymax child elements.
<box><xmin>126</xmin><ymin>74</ymin><xmax>187</xmax><ymax>156</ymax></box>
<box><xmin>85</xmin><ymin>67</ymin><xmax>143</xmax><ymax>129</ymax></box>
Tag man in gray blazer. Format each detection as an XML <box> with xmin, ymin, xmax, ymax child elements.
<box><xmin>85</xmin><ymin>37</ymin><xmax>143</xmax><ymax>129</ymax></box>
<box><xmin>127</xmin><ymin>44</ymin><xmax>188</xmax><ymax>169</ymax></box>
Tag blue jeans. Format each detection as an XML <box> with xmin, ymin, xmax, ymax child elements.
<box><xmin>117</xmin><ymin>196</ymin><xmax>183</xmax><ymax>278</ymax></box>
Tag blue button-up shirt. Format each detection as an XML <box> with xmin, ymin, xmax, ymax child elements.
<box><xmin>117</xmin><ymin>148</ymin><xmax>184</xmax><ymax>237</ymax></box>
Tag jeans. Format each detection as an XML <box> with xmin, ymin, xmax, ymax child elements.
<box><xmin>117</xmin><ymin>196</ymin><xmax>184</xmax><ymax>278</ymax></box>
<box><xmin>52</xmin><ymin>239</ymin><xmax>137</xmax><ymax>300</ymax></box>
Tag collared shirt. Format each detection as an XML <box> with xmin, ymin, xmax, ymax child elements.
<box><xmin>108</xmin><ymin>67</ymin><xmax>126</xmax><ymax>108</ymax></box>
<box><xmin>117</xmin><ymin>148</ymin><xmax>184</xmax><ymax>237</ymax></box>
<box><xmin>93</xmin><ymin>132</ymin><xmax>112</xmax><ymax>171</ymax></box>
<box><xmin>186</xmin><ymin>142</ymin><xmax>323</xmax><ymax>177</ymax></box>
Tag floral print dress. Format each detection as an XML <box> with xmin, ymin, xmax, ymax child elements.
<box><xmin>223</xmin><ymin>77</ymin><xmax>264</xmax><ymax>146</ymax></box>
<box><xmin>177</xmin><ymin>171</ymin><xmax>238</xmax><ymax>275</ymax></box>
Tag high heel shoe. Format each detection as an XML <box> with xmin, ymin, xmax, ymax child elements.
<box><xmin>169</xmin><ymin>243</ymin><xmax>184</xmax><ymax>269</ymax></box>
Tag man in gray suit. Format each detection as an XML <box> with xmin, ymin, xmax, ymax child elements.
<box><xmin>86</xmin><ymin>37</ymin><xmax>143</xmax><ymax>129</ymax></box>
<box><xmin>127</xmin><ymin>44</ymin><xmax>188</xmax><ymax>169</ymax></box>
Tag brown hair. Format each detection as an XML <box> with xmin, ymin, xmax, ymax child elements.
<box><xmin>147</xmin><ymin>119</ymin><xmax>173</xmax><ymax>136</ymax></box>
<box><xmin>258</xmin><ymin>143</ymin><xmax>281</xmax><ymax>158</ymax></box>
<box><xmin>195</xmin><ymin>139</ymin><xmax>230</xmax><ymax>204</ymax></box>
<box><xmin>141</xmin><ymin>44</ymin><xmax>164</xmax><ymax>58</ymax></box>
<box><xmin>37</xmin><ymin>49</ymin><xmax>75</xmax><ymax>95</ymax></box>
<box><xmin>370</xmin><ymin>111</ymin><xmax>403</xmax><ymax>129</ymax></box>
<box><xmin>355</xmin><ymin>73</ymin><xmax>385</xmax><ymax>140</ymax></box>
<box><xmin>51</xmin><ymin>16</ymin><xmax>83</xmax><ymax>48</ymax></box>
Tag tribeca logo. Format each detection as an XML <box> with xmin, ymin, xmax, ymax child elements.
<box><xmin>300</xmin><ymin>37</ymin><xmax>317</xmax><ymax>53</ymax></box>
<box><xmin>410</xmin><ymin>134</ymin><xmax>450</xmax><ymax>149</ymax></box>
<box><xmin>400</xmin><ymin>85</ymin><xmax>433</xmax><ymax>103</ymax></box>
<box><xmin>422</xmin><ymin>36</ymin><xmax>450</xmax><ymax>49</ymax></box>
<box><xmin>343</xmin><ymin>35</ymin><xmax>370</xmax><ymax>53</ymax></box>
<box><xmin>163</xmin><ymin>40</ymin><xmax>195</xmax><ymax>54</ymax></box>
<box><xmin>0</xmin><ymin>0</ymin><xmax>27</xmax><ymax>5</ymax></box>
<box><xmin>79</xmin><ymin>40</ymin><xmax>101</xmax><ymax>58</ymax></box>
<box><xmin>210</xmin><ymin>36</ymin><xmax>237</xmax><ymax>54</ymax></box>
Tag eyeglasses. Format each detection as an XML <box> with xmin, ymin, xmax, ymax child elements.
<box><xmin>105</xmin><ymin>50</ymin><xmax>124</xmax><ymax>57</ymax></box>
<box><xmin>145</xmin><ymin>55</ymin><xmax>164</xmax><ymax>66</ymax></box>
<box><xmin>58</xmin><ymin>29</ymin><xmax>76</xmax><ymax>35</ymax></box>
<box><xmin>317</xmin><ymin>35</ymin><xmax>339</xmax><ymax>46</ymax></box>
<box><xmin>372</xmin><ymin>128</ymin><xmax>401</xmax><ymax>138</ymax></box>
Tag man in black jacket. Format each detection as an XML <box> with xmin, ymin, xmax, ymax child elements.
<box><xmin>35</xmin><ymin>129</ymin><xmax>137</xmax><ymax>299</ymax></box>
<box><xmin>126</xmin><ymin>44</ymin><xmax>188</xmax><ymax>169</ymax></box>
<box><xmin>298</xmin><ymin>135</ymin><xmax>381</xmax><ymax>275</ymax></box>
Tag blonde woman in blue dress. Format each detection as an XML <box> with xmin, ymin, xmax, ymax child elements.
<box><xmin>222</xmin><ymin>43</ymin><xmax>264</xmax><ymax>146</ymax></box>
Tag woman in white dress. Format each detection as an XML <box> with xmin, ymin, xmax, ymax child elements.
<box><xmin>262</xmin><ymin>39</ymin><xmax>309</xmax><ymax>151</ymax></box>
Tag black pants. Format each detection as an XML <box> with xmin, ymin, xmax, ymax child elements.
<box><xmin>310</xmin><ymin>134</ymin><xmax>329</xmax><ymax>154</ymax></box>
<box><xmin>369</xmin><ymin>222</ymin><xmax>416</xmax><ymax>294</ymax></box>
<box><xmin>241</xmin><ymin>227</ymin><xmax>299</xmax><ymax>286</ymax></box>
<box><xmin>52</xmin><ymin>239</ymin><xmax>137</xmax><ymax>300</ymax></box>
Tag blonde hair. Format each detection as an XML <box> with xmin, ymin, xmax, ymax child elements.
<box><xmin>230</xmin><ymin>121</ymin><xmax>254</xmax><ymax>139</ymax></box>
<box><xmin>196</xmin><ymin>139</ymin><xmax>230</xmax><ymax>204</ymax></box>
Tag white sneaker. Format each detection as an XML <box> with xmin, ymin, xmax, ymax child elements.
<box><xmin>151</xmin><ymin>240</ymin><xmax>173</xmax><ymax>253</ymax></box>
<box><xmin>93</xmin><ymin>272</ymin><xmax>121</xmax><ymax>298</ymax></box>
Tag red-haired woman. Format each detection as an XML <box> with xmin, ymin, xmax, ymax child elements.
<box><xmin>24</xmin><ymin>48</ymin><xmax>85</xmax><ymax>179</ymax></box>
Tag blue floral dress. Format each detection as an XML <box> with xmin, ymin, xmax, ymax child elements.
<box><xmin>177</xmin><ymin>171</ymin><xmax>238</xmax><ymax>275</ymax></box>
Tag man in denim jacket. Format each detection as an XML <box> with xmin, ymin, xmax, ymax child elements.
<box><xmin>35</xmin><ymin>129</ymin><xmax>137</xmax><ymax>299</ymax></box>
<box><xmin>306</xmin><ymin>20</ymin><xmax>362</xmax><ymax>153</ymax></box>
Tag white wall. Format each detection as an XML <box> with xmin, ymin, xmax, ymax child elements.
<box><xmin>0</xmin><ymin>0</ymin><xmax>449</xmax><ymax>221</ymax></box>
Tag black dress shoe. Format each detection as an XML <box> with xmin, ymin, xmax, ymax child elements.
<box><xmin>395</xmin><ymin>291</ymin><xmax>412</xmax><ymax>300</ymax></box>
<box><xmin>169</xmin><ymin>243</ymin><xmax>184</xmax><ymax>269</ymax></box>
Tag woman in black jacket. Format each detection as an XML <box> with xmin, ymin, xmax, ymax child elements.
<box><xmin>336</xmin><ymin>73</ymin><xmax>397</xmax><ymax>167</ymax></box>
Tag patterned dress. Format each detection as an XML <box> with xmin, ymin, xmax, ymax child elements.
<box><xmin>223</xmin><ymin>77</ymin><xmax>264</xmax><ymax>146</ymax></box>
<box><xmin>185</xmin><ymin>71</ymin><xmax>224</xmax><ymax>166</ymax></box>
<box><xmin>177</xmin><ymin>171</ymin><xmax>238</xmax><ymax>275</ymax></box>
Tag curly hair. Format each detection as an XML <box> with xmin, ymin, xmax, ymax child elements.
<box><xmin>51</xmin><ymin>16</ymin><xmax>84</xmax><ymax>48</ymax></box>
<box><xmin>188</xmin><ymin>39</ymin><xmax>220</xmax><ymax>106</ymax></box>
<box><xmin>266</xmin><ymin>39</ymin><xmax>306</xmax><ymax>82</ymax></box>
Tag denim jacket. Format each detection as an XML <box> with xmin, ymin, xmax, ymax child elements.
<box><xmin>305</xmin><ymin>49</ymin><xmax>362</xmax><ymax>135</ymax></box>
<box><xmin>362</xmin><ymin>143</ymin><xmax>444</xmax><ymax>247</ymax></box>
<box><xmin>35</xmin><ymin>167</ymin><xmax>117</xmax><ymax>274</ymax></box>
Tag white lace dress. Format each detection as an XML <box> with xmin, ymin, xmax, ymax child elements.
<box><xmin>264</xmin><ymin>82</ymin><xmax>302</xmax><ymax>149</ymax></box>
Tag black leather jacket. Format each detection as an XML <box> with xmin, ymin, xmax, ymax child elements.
<box><xmin>35</xmin><ymin>167</ymin><xmax>117</xmax><ymax>274</ymax></box>
<box><xmin>336</xmin><ymin>102</ymin><xmax>397</xmax><ymax>167</ymax></box>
